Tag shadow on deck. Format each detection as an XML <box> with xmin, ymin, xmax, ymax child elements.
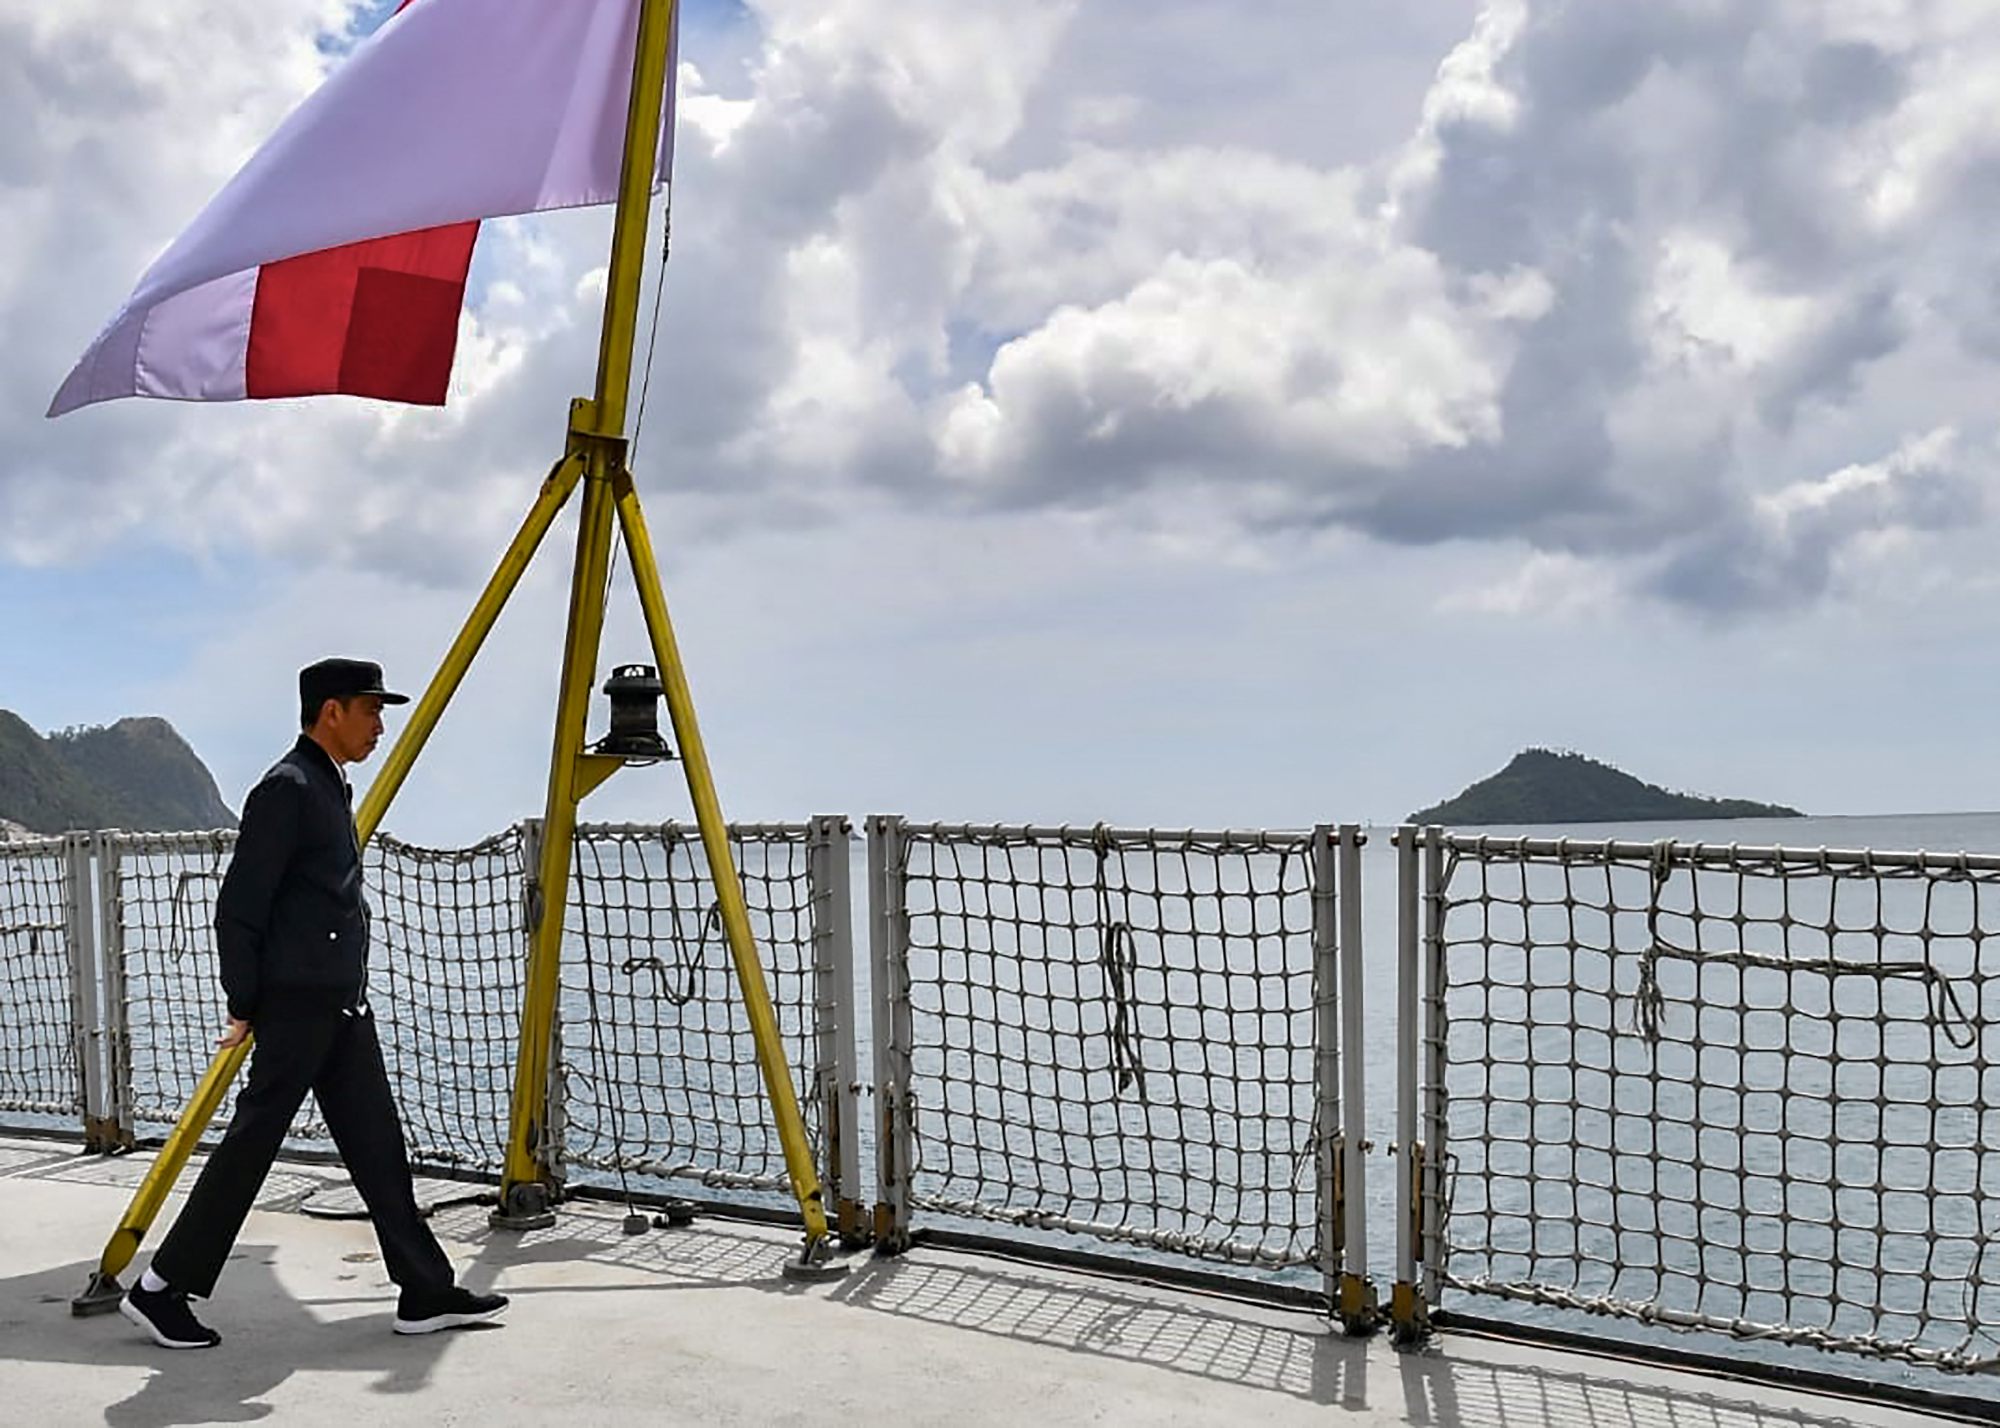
<box><xmin>0</xmin><ymin>1136</ymin><xmax>1965</xmax><ymax>1428</ymax></box>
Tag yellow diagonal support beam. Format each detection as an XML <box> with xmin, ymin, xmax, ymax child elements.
<box><xmin>72</xmin><ymin>459</ymin><xmax>584</xmax><ymax>1313</ymax></box>
<box><xmin>358</xmin><ymin>454</ymin><xmax>585</xmax><ymax>844</ymax></box>
<box><xmin>613</xmin><ymin>468</ymin><xmax>830</xmax><ymax>1242</ymax></box>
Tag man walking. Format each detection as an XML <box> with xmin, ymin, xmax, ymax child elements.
<box><xmin>122</xmin><ymin>658</ymin><xmax>508</xmax><ymax>1349</ymax></box>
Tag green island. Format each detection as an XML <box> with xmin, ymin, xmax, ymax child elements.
<box><xmin>1411</xmin><ymin>747</ymin><xmax>1802</xmax><ymax>826</ymax></box>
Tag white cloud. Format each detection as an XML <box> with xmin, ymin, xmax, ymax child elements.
<box><xmin>14</xmin><ymin>0</ymin><xmax>2000</xmax><ymax>627</ymax></box>
<box><xmin>931</xmin><ymin>244</ymin><xmax>1532</xmax><ymax>497</ymax></box>
<box><xmin>1438</xmin><ymin>550</ymin><xmax>1622</xmax><ymax>620</ymax></box>
<box><xmin>1649</xmin><ymin>427</ymin><xmax>1989</xmax><ymax>610</ymax></box>
<box><xmin>1645</xmin><ymin>232</ymin><xmax>1822</xmax><ymax>373</ymax></box>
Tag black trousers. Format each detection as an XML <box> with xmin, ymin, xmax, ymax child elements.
<box><xmin>152</xmin><ymin>1008</ymin><xmax>455</xmax><ymax>1300</ymax></box>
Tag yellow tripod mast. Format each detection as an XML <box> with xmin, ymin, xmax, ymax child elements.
<box><xmin>74</xmin><ymin>0</ymin><xmax>837</xmax><ymax>1314</ymax></box>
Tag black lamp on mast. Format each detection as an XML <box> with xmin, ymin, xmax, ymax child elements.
<box><xmin>594</xmin><ymin>664</ymin><xmax>673</xmax><ymax>761</ymax></box>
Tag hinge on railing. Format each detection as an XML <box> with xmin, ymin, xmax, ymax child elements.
<box><xmin>82</xmin><ymin>1114</ymin><xmax>131</xmax><ymax>1155</ymax></box>
<box><xmin>1411</xmin><ymin>1140</ymin><xmax>1425</xmax><ymax>1242</ymax></box>
<box><xmin>837</xmin><ymin>1076</ymin><xmax>874</xmax><ymax>1247</ymax></box>
<box><xmin>1339</xmin><ymin>1271</ymin><xmax>1381</xmax><ymax>1335</ymax></box>
<box><xmin>1327</xmin><ymin>1131</ymin><xmax>1382</xmax><ymax>1335</ymax></box>
<box><xmin>1328</xmin><ymin>1131</ymin><xmax>1346</xmax><ymax>1254</ymax></box>
<box><xmin>1391</xmin><ymin>1139</ymin><xmax>1431</xmax><ymax>1344</ymax></box>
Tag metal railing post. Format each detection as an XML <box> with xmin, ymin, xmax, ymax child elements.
<box><xmin>519</xmin><ymin>819</ymin><xmax>564</xmax><ymax>1191</ymax></box>
<box><xmin>1392</xmin><ymin>825</ymin><xmax>1427</xmax><ymax>1340</ymax></box>
<box><xmin>62</xmin><ymin>833</ymin><xmax>109</xmax><ymax>1147</ymax></box>
<box><xmin>812</xmin><ymin>814</ymin><xmax>867</xmax><ymax>1243</ymax></box>
<box><xmin>95</xmin><ymin>832</ymin><xmax>134</xmax><ymax>1148</ymax></box>
<box><xmin>808</xmin><ymin>817</ymin><xmax>836</xmax><ymax>1208</ymax></box>
<box><xmin>1336</xmin><ymin>823</ymin><xmax>1376</xmax><ymax>1331</ymax></box>
<box><xmin>1311</xmin><ymin>824</ymin><xmax>1340</xmax><ymax>1313</ymax></box>
<box><xmin>868</xmin><ymin>815</ymin><xmax>913</xmax><ymax>1252</ymax></box>
<box><xmin>1419</xmin><ymin>826</ymin><xmax>1448</xmax><ymax>1307</ymax></box>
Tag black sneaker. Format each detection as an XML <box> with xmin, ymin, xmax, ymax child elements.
<box><xmin>392</xmin><ymin>1284</ymin><xmax>509</xmax><ymax>1335</ymax></box>
<box><xmin>121</xmin><ymin>1283</ymin><xmax>222</xmax><ymax>1349</ymax></box>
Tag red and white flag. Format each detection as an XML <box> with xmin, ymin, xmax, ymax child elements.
<box><xmin>50</xmin><ymin>0</ymin><xmax>676</xmax><ymax>418</ymax></box>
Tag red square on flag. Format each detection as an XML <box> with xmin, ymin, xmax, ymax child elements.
<box><xmin>338</xmin><ymin>267</ymin><xmax>463</xmax><ymax>405</ymax></box>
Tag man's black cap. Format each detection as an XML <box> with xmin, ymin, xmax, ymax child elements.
<box><xmin>299</xmin><ymin>658</ymin><xmax>410</xmax><ymax>720</ymax></box>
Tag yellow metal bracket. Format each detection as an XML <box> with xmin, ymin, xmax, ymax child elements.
<box><xmin>1390</xmin><ymin>1280</ymin><xmax>1430</xmax><ymax>1344</ymax></box>
<box><xmin>565</xmin><ymin>398</ymin><xmax>628</xmax><ymax>465</ymax></box>
<box><xmin>1339</xmin><ymin>1271</ymin><xmax>1382</xmax><ymax>1336</ymax></box>
<box><xmin>572</xmin><ymin>752</ymin><xmax>627</xmax><ymax>802</ymax></box>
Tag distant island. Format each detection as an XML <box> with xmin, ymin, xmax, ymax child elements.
<box><xmin>1412</xmin><ymin>748</ymin><xmax>1802</xmax><ymax>826</ymax></box>
<box><xmin>0</xmin><ymin>710</ymin><xmax>237</xmax><ymax>836</ymax></box>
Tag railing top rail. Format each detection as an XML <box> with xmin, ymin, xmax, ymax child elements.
<box><xmin>575</xmin><ymin>820</ymin><xmax>812</xmax><ymax>841</ymax></box>
<box><xmin>1425</xmin><ymin>830</ymin><xmax>2000</xmax><ymax>874</ymax></box>
<box><xmin>897</xmin><ymin>821</ymin><xmax>1323</xmax><ymax>851</ymax></box>
<box><xmin>99</xmin><ymin>826</ymin><xmax>523</xmax><ymax>860</ymax></box>
<box><xmin>99</xmin><ymin>828</ymin><xmax>236</xmax><ymax>854</ymax></box>
<box><xmin>0</xmin><ymin>834</ymin><xmax>70</xmax><ymax>855</ymax></box>
<box><xmin>92</xmin><ymin>822</ymin><xmax>823</xmax><ymax>858</ymax></box>
<box><xmin>41</xmin><ymin>820</ymin><xmax>1342</xmax><ymax>855</ymax></box>
<box><xmin>373</xmin><ymin>826</ymin><xmax>523</xmax><ymax>858</ymax></box>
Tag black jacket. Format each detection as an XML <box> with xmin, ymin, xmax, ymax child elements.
<box><xmin>215</xmin><ymin>736</ymin><xmax>370</xmax><ymax>1020</ymax></box>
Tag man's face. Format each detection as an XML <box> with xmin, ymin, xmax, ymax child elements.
<box><xmin>322</xmin><ymin>695</ymin><xmax>386</xmax><ymax>764</ymax></box>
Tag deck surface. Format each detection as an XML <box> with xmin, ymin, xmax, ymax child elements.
<box><xmin>0</xmin><ymin>1135</ymin><xmax>1973</xmax><ymax>1427</ymax></box>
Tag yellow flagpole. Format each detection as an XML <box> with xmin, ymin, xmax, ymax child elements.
<box><xmin>491</xmin><ymin>0</ymin><xmax>680</xmax><ymax>1226</ymax></box>
<box><xmin>494</xmin><ymin>0</ymin><xmax>835</xmax><ymax>1265</ymax></box>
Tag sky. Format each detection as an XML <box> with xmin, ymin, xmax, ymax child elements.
<box><xmin>7</xmin><ymin>0</ymin><xmax>2000</xmax><ymax>842</ymax></box>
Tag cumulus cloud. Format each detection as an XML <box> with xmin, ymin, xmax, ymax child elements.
<box><xmin>710</xmin><ymin>0</ymin><xmax>2000</xmax><ymax>613</ymax></box>
<box><xmin>1349</xmin><ymin>0</ymin><xmax>2000</xmax><ymax>604</ymax></box>
<box><xmin>11</xmin><ymin>0</ymin><xmax>2000</xmax><ymax>616</ymax></box>
<box><xmin>1650</xmin><ymin>427</ymin><xmax>1987</xmax><ymax>611</ymax></box>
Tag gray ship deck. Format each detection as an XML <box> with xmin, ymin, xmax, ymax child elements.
<box><xmin>0</xmin><ymin>1135</ymin><xmax>1971</xmax><ymax>1427</ymax></box>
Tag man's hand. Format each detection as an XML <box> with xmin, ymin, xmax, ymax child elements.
<box><xmin>217</xmin><ymin>1017</ymin><xmax>251</xmax><ymax>1050</ymax></box>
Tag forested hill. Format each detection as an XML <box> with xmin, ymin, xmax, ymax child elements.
<box><xmin>1412</xmin><ymin>748</ymin><xmax>1802</xmax><ymax>825</ymax></box>
<box><xmin>0</xmin><ymin>710</ymin><xmax>236</xmax><ymax>835</ymax></box>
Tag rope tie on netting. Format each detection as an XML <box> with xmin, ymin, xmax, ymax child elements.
<box><xmin>618</xmin><ymin>909</ymin><xmax>721</xmax><ymax>1006</ymax></box>
<box><xmin>1632</xmin><ymin>841</ymin><xmax>1672</xmax><ymax>1044</ymax></box>
<box><xmin>613</xmin><ymin>828</ymin><xmax>720</xmax><ymax>1007</ymax></box>
<box><xmin>166</xmin><ymin>842</ymin><xmax>227</xmax><ymax>965</ymax></box>
<box><xmin>1635</xmin><ymin>842</ymin><xmax>1981</xmax><ymax>1052</ymax></box>
<box><xmin>1632</xmin><ymin>941</ymin><xmax>1989</xmax><ymax>1050</ymax></box>
<box><xmin>1092</xmin><ymin>824</ymin><xmax>1148</xmax><ymax>1102</ymax></box>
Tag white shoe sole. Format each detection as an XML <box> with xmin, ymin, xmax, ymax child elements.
<box><xmin>120</xmin><ymin>1295</ymin><xmax>219</xmax><ymax>1349</ymax></box>
<box><xmin>392</xmin><ymin>1305</ymin><xmax>507</xmax><ymax>1335</ymax></box>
